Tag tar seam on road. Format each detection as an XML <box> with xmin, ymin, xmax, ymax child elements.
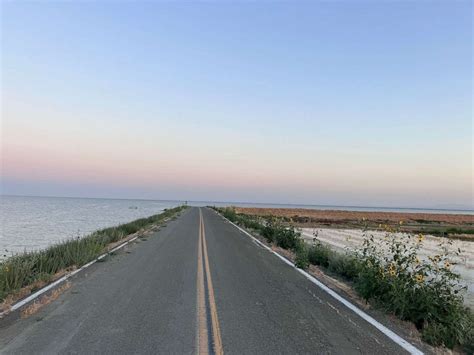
<box><xmin>197</xmin><ymin>208</ymin><xmax>224</xmax><ymax>355</ymax></box>
<box><xmin>213</xmin><ymin>209</ymin><xmax>423</xmax><ymax>355</ymax></box>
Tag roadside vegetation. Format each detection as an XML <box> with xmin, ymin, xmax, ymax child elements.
<box><xmin>0</xmin><ymin>206</ymin><xmax>187</xmax><ymax>305</ymax></box>
<box><xmin>215</xmin><ymin>207</ymin><xmax>474</xmax><ymax>352</ymax></box>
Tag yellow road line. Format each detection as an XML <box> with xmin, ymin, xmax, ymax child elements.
<box><xmin>196</xmin><ymin>210</ymin><xmax>209</xmax><ymax>354</ymax></box>
<box><xmin>201</xmin><ymin>209</ymin><xmax>224</xmax><ymax>355</ymax></box>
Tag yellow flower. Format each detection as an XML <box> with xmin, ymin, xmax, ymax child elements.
<box><xmin>415</xmin><ymin>274</ymin><xmax>424</xmax><ymax>283</ymax></box>
<box><xmin>415</xmin><ymin>257</ymin><xmax>420</xmax><ymax>265</ymax></box>
<box><xmin>444</xmin><ymin>261</ymin><xmax>451</xmax><ymax>269</ymax></box>
<box><xmin>417</xmin><ymin>234</ymin><xmax>425</xmax><ymax>243</ymax></box>
<box><xmin>389</xmin><ymin>269</ymin><xmax>396</xmax><ymax>276</ymax></box>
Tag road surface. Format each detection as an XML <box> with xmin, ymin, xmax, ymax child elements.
<box><xmin>0</xmin><ymin>207</ymin><xmax>413</xmax><ymax>354</ymax></box>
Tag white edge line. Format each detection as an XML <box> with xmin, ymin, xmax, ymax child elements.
<box><xmin>2</xmin><ymin>235</ymin><xmax>139</xmax><ymax>317</ymax></box>
<box><xmin>213</xmin><ymin>210</ymin><xmax>423</xmax><ymax>355</ymax></box>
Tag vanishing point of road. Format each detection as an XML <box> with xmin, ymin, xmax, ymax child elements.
<box><xmin>0</xmin><ymin>207</ymin><xmax>414</xmax><ymax>354</ymax></box>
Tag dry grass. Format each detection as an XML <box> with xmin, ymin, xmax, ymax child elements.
<box><xmin>0</xmin><ymin>268</ymin><xmax>73</xmax><ymax>314</ymax></box>
<box><xmin>20</xmin><ymin>282</ymin><xmax>71</xmax><ymax>318</ymax></box>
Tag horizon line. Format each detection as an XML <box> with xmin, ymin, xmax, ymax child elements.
<box><xmin>1</xmin><ymin>194</ymin><xmax>473</xmax><ymax>213</ymax></box>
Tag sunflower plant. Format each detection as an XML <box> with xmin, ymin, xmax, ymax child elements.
<box><xmin>354</xmin><ymin>223</ymin><xmax>472</xmax><ymax>350</ymax></box>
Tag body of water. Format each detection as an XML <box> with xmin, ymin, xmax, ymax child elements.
<box><xmin>0</xmin><ymin>196</ymin><xmax>181</xmax><ymax>258</ymax></box>
<box><xmin>1</xmin><ymin>195</ymin><xmax>472</xmax><ymax>259</ymax></box>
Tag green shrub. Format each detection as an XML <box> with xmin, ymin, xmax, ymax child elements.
<box><xmin>274</xmin><ymin>227</ymin><xmax>300</xmax><ymax>250</ymax></box>
<box><xmin>260</xmin><ymin>226</ymin><xmax>274</xmax><ymax>242</ymax></box>
<box><xmin>294</xmin><ymin>241</ymin><xmax>310</xmax><ymax>269</ymax></box>
<box><xmin>234</xmin><ymin>213</ymin><xmax>262</xmax><ymax>231</ymax></box>
<box><xmin>243</xmin><ymin>219</ymin><xmax>262</xmax><ymax>231</ymax></box>
<box><xmin>221</xmin><ymin>207</ymin><xmax>238</xmax><ymax>222</ymax></box>
<box><xmin>326</xmin><ymin>253</ymin><xmax>361</xmax><ymax>281</ymax></box>
<box><xmin>421</xmin><ymin>311</ymin><xmax>474</xmax><ymax>350</ymax></box>
<box><xmin>307</xmin><ymin>243</ymin><xmax>331</xmax><ymax>268</ymax></box>
<box><xmin>354</xmin><ymin>227</ymin><xmax>473</xmax><ymax>349</ymax></box>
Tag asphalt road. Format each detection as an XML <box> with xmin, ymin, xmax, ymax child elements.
<box><xmin>0</xmin><ymin>207</ymin><xmax>411</xmax><ymax>354</ymax></box>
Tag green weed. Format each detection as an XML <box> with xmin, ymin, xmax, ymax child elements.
<box><xmin>294</xmin><ymin>241</ymin><xmax>310</xmax><ymax>270</ymax></box>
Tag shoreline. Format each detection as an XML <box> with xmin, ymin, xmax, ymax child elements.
<box><xmin>0</xmin><ymin>206</ymin><xmax>188</xmax><ymax>309</ymax></box>
<box><xmin>3</xmin><ymin>195</ymin><xmax>472</xmax><ymax>215</ymax></box>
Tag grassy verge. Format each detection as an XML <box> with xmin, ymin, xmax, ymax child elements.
<box><xmin>0</xmin><ymin>205</ymin><xmax>187</xmax><ymax>304</ymax></box>
<box><xmin>214</xmin><ymin>207</ymin><xmax>474</xmax><ymax>352</ymax></box>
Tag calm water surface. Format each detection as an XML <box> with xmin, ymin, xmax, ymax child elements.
<box><xmin>0</xmin><ymin>196</ymin><xmax>181</xmax><ymax>258</ymax></box>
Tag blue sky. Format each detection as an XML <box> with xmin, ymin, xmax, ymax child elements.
<box><xmin>2</xmin><ymin>1</ymin><xmax>472</xmax><ymax>209</ymax></box>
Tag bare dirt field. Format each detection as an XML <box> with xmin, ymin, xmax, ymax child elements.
<box><xmin>235</xmin><ymin>207</ymin><xmax>474</xmax><ymax>224</ymax></box>
<box><xmin>234</xmin><ymin>207</ymin><xmax>474</xmax><ymax>240</ymax></box>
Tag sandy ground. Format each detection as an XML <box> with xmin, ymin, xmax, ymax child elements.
<box><xmin>300</xmin><ymin>227</ymin><xmax>474</xmax><ymax>309</ymax></box>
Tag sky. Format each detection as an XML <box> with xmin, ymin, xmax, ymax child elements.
<box><xmin>1</xmin><ymin>1</ymin><xmax>472</xmax><ymax>209</ymax></box>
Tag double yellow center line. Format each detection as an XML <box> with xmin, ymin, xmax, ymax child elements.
<box><xmin>197</xmin><ymin>208</ymin><xmax>223</xmax><ymax>355</ymax></box>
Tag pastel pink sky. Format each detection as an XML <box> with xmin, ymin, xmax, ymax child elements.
<box><xmin>1</xmin><ymin>2</ymin><xmax>472</xmax><ymax>209</ymax></box>
<box><xmin>2</xmin><ymin>91</ymin><xmax>472</xmax><ymax>208</ymax></box>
